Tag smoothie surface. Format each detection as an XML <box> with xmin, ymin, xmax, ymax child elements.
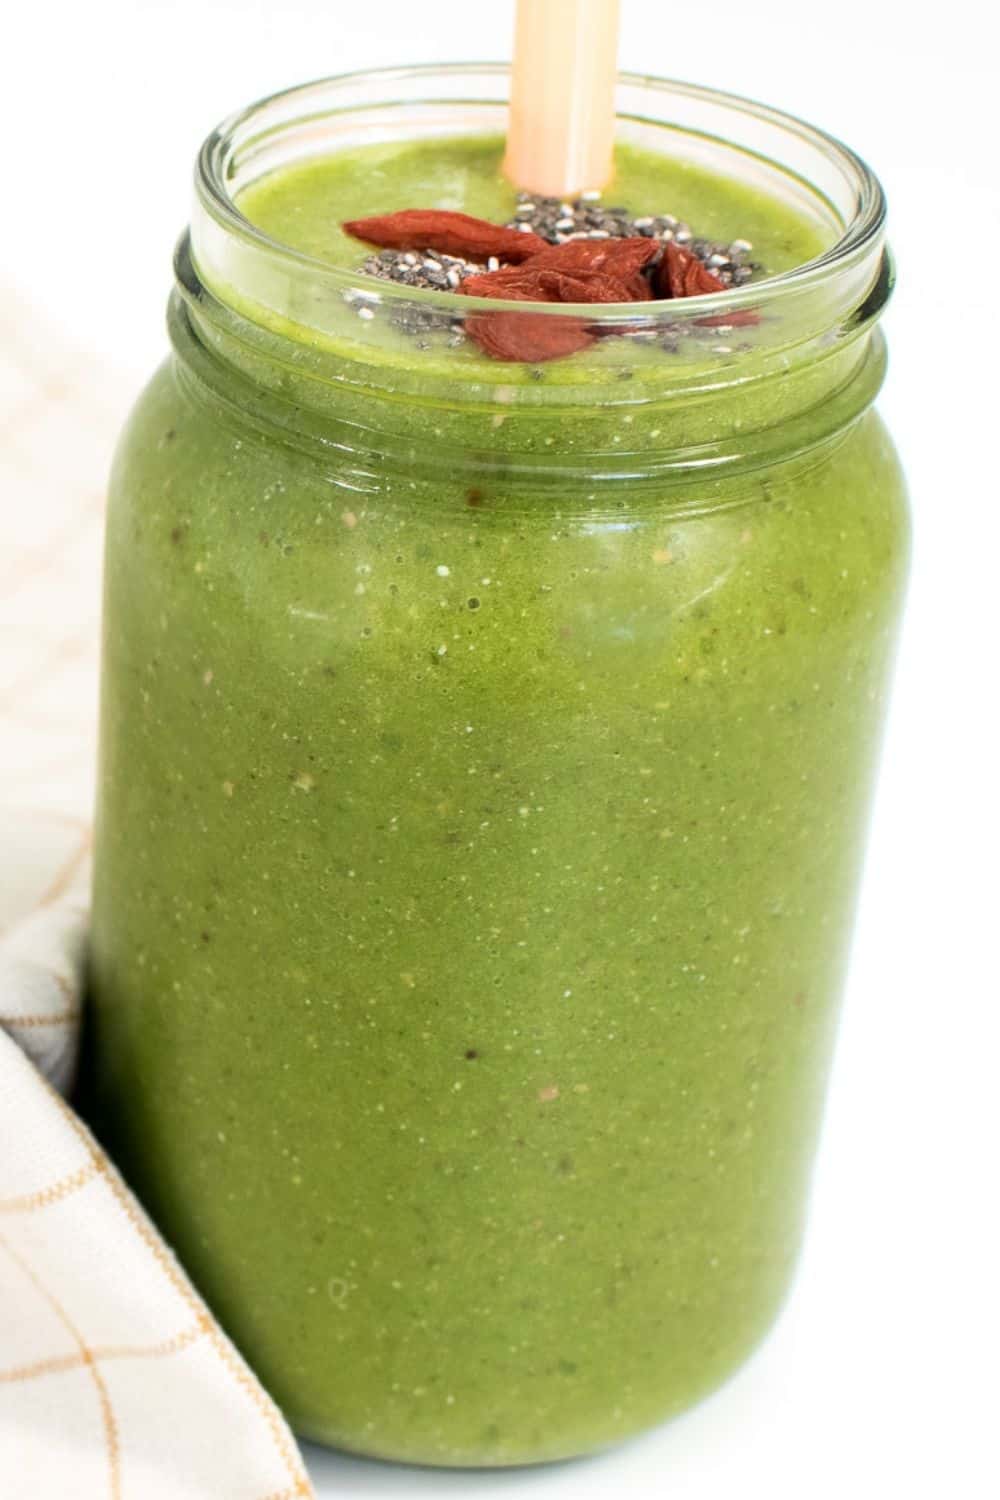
<box><xmin>239</xmin><ymin>136</ymin><xmax>829</xmax><ymax>284</ymax></box>
<box><xmin>226</xmin><ymin>136</ymin><xmax>835</xmax><ymax>395</ymax></box>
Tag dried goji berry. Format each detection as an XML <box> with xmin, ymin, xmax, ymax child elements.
<box><xmin>534</xmin><ymin>269</ymin><xmax>641</xmax><ymax>303</ymax></box>
<box><xmin>527</xmin><ymin>237</ymin><xmax>659</xmax><ymax>279</ymax></box>
<box><xmin>460</xmin><ymin>260</ymin><xmax>650</xmax><ymax>359</ymax></box>
<box><xmin>466</xmin><ymin>311</ymin><xmax>595</xmax><ymax>362</ymax></box>
<box><xmin>342</xmin><ymin>210</ymin><xmax>546</xmax><ymax>262</ymax></box>
<box><xmin>655</xmin><ymin>242</ymin><xmax>761</xmax><ymax>326</ymax></box>
<box><xmin>460</xmin><ymin>266</ymin><xmax>556</xmax><ymax>299</ymax></box>
<box><xmin>462</xmin><ymin>265</ymin><xmax>646</xmax><ymax>306</ymax></box>
<box><xmin>658</xmin><ymin>241</ymin><xmax>727</xmax><ymax>299</ymax></box>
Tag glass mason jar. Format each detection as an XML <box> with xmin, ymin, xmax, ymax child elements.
<box><xmin>86</xmin><ymin>66</ymin><xmax>909</xmax><ymax>1467</ymax></box>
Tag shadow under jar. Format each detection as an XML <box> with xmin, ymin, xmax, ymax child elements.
<box><xmin>85</xmin><ymin>65</ymin><xmax>909</xmax><ymax>1467</ymax></box>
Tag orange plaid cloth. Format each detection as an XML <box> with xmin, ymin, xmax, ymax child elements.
<box><xmin>0</xmin><ymin>293</ymin><xmax>314</xmax><ymax>1498</ymax></box>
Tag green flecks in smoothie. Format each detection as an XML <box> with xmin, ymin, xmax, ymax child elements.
<box><xmin>239</xmin><ymin>135</ymin><xmax>829</xmax><ymax>280</ymax></box>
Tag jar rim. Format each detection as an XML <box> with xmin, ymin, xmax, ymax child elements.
<box><xmin>194</xmin><ymin>62</ymin><xmax>887</xmax><ymax>331</ymax></box>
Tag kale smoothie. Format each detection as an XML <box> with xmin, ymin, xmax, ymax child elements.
<box><xmin>85</xmin><ymin>70</ymin><xmax>909</xmax><ymax>1467</ymax></box>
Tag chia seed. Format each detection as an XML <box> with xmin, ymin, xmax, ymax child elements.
<box><xmin>504</xmin><ymin>193</ymin><xmax>755</xmax><ymax>286</ymax></box>
<box><xmin>360</xmin><ymin>247</ymin><xmax>487</xmax><ymax>292</ymax></box>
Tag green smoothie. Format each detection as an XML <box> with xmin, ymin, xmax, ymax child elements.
<box><xmin>241</xmin><ymin>134</ymin><xmax>819</xmax><ymax>279</ymax></box>
<box><xmin>85</xmin><ymin>86</ymin><xmax>908</xmax><ymax>1468</ymax></box>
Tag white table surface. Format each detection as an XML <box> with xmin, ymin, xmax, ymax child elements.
<box><xmin>2</xmin><ymin>3</ymin><xmax>997</xmax><ymax>1496</ymax></box>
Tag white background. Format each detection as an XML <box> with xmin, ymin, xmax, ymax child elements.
<box><xmin>2</xmin><ymin>2</ymin><xmax>998</xmax><ymax>1496</ymax></box>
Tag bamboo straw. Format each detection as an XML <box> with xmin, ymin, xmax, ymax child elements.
<box><xmin>503</xmin><ymin>0</ymin><xmax>621</xmax><ymax>199</ymax></box>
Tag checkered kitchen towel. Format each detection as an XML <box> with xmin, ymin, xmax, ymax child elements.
<box><xmin>0</xmin><ymin>293</ymin><xmax>314</xmax><ymax>1499</ymax></box>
